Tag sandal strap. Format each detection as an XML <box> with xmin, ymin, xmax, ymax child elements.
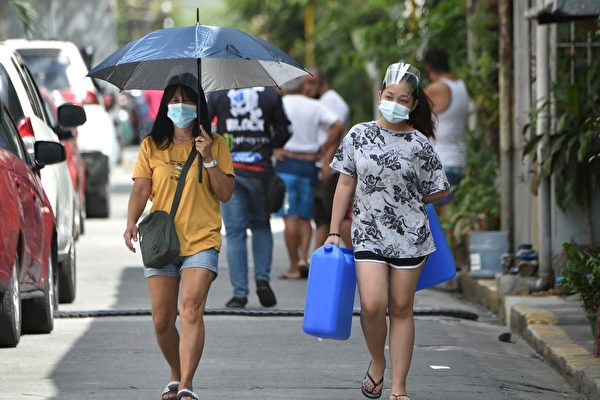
<box><xmin>365</xmin><ymin>371</ymin><xmax>384</xmax><ymax>387</ymax></box>
<box><xmin>177</xmin><ymin>389</ymin><xmax>199</xmax><ymax>400</ymax></box>
<box><xmin>162</xmin><ymin>381</ymin><xmax>179</xmax><ymax>395</ymax></box>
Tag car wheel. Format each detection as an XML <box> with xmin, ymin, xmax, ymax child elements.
<box><xmin>59</xmin><ymin>242</ymin><xmax>76</xmax><ymax>303</ymax></box>
<box><xmin>86</xmin><ymin>186</ymin><xmax>110</xmax><ymax>218</ymax></box>
<box><xmin>0</xmin><ymin>256</ymin><xmax>21</xmax><ymax>347</ymax></box>
<box><xmin>22</xmin><ymin>253</ymin><xmax>55</xmax><ymax>334</ymax></box>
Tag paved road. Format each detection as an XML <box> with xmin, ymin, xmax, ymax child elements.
<box><xmin>0</xmin><ymin>147</ymin><xmax>584</xmax><ymax>400</ymax></box>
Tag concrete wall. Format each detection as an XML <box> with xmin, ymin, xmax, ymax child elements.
<box><xmin>512</xmin><ymin>1</ymin><xmax>600</xmax><ymax>260</ymax></box>
<box><xmin>1</xmin><ymin>0</ymin><xmax>118</xmax><ymax>67</ymax></box>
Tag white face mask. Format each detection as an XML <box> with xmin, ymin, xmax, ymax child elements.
<box><xmin>378</xmin><ymin>100</ymin><xmax>410</xmax><ymax>123</ymax></box>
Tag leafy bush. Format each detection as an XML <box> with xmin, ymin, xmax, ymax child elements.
<box><xmin>561</xmin><ymin>243</ymin><xmax>600</xmax><ymax>314</ymax></box>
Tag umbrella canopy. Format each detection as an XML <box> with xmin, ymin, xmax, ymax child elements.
<box><xmin>88</xmin><ymin>24</ymin><xmax>308</xmax><ymax>92</ymax></box>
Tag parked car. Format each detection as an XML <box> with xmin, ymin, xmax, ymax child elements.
<box><xmin>6</xmin><ymin>39</ymin><xmax>121</xmax><ymax>218</ymax></box>
<box><xmin>39</xmin><ymin>86</ymin><xmax>87</xmax><ymax>236</ymax></box>
<box><xmin>0</xmin><ymin>43</ymin><xmax>84</xmax><ymax>303</ymax></box>
<box><xmin>0</xmin><ymin>101</ymin><xmax>74</xmax><ymax>347</ymax></box>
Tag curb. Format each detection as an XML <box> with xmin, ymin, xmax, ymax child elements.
<box><xmin>510</xmin><ymin>304</ymin><xmax>600</xmax><ymax>400</ymax></box>
<box><xmin>458</xmin><ymin>272</ymin><xmax>600</xmax><ymax>399</ymax></box>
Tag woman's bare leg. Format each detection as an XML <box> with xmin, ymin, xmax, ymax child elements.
<box><xmin>178</xmin><ymin>268</ymin><xmax>215</xmax><ymax>399</ymax></box>
<box><xmin>356</xmin><ymin>262</ymin><xmax>389</xmax><ymax>395</ymax></box>
<box><xmin>147</xmin><ymin>276</ymin><xmax>181</xmax><ymax>392</ymax></box>
<box><xmin>388</xmin><ymin>262</ymin><xmax>425</xmax><ymax>396</ymax></box>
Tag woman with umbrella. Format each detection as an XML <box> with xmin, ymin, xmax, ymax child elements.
<box><xmin>123</xmin><ymin>79</ymin><xmax>235</xmax><ymax>400</ymax></box>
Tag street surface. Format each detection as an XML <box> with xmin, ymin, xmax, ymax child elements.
<box><xmin>0</xmin><ymin>147</ymin><xmax>584</xmax><ymax>400</ymax></box>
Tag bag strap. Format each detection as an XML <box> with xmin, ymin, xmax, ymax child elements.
<box><xmin>170</xmin><ymin>146</ymin><xmax>197</xmax><ymax>218</ymax></box>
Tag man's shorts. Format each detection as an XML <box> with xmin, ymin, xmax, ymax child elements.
<box><xmin>143</xmin><ymin>247</ymin><xmax>219</xmax><ymax>278</ymax></box>
<box><xmin>274</xmin><ymin>172</ymin><xmax>316</xmax><ymax>219</ymax></box>
<box><xmin>314</xmin><ymin>173</ymin><xmax>346</xmax><ymax>226</ymax></box>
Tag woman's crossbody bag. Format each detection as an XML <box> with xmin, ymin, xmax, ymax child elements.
<box><xmin>138</xmin><ymin>147</ymin><xmax>197</xmax><ymax>268</ymax></box>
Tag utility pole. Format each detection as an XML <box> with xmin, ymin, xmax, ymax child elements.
<box><xmin>534</xmin><ymin>0</ymin><xmax>552</xmax><ymax>291</ymax></box>
<box><xmin>304</xmin><ymin>0</ymin><xmax>315</xmax><ymax>67</ymax></box>
<box><xmin>498</xmin><ymin>0</ymin><xmax>514</xmax><ymax>250</ymax></box>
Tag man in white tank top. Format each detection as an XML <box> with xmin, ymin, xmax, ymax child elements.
<box><xmin>424</xmin><ymin>47</ymin><xmax>470</xmax><ymax>206</ymax></box>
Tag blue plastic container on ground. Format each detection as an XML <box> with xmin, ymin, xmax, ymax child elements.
<box><xmin>416</xmin><ymin>204</ymin><xmax>457</xmax><ymax>291</ymax></box>
<box><xmin>303</xmin><ymin>245</ymin><xmax>356</xmax><ymax>340</ymax></box>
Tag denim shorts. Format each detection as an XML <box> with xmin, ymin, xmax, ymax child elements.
<box><xmin>143</xmin><ymin>247</ymin><xmax>219</xmax><ymax>278</ymax></box>
<box><xmin>274</xmin><ymin>172</ymin><xmax>316</xmax><ymax>219</ymax></box>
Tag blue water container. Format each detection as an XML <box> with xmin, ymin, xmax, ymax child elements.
<box><xmin>416</xmin><ymin>204</ymin><xmax>457</xmax><ymax>291</ymax></box>
<box><xmin>303</xmin><ymin>245</ymin><xmax>356</xmax><ymax>340</ymax></box>
<box><xmin>469</xmin><ymin>231</ymin><xmax>509</xmax><ymax>278</ymax></box>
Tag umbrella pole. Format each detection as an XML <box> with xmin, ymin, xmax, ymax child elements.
<box><xmin>197</xmin><ymin>56</ymin><xmax>203</xmax><ymax>183</ymax></box>
<box><xmin>196</xmin><ymin>9</ymin><xmax>204</xmax><ymax>183</ymax></box>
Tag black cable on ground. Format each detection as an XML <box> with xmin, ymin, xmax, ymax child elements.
<box><xmin>56</xmin><ymin>307</ymin><xmax>478</xmax><ymax>320</ymax></box>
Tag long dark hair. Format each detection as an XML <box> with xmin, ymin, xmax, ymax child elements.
<box><xmin>148</xmin><ymin>83</ymin><xmax>210</xmax><ymax>149</ymax></box>
<box><xmin>409</xmin><ymin>87</ymin><xmax>436</xmax><ymax>140</ymax></box>
<box><xmin>381</xmin><ymin>80</ymin><xmax>436</xmax><ymax>140</ymax></box>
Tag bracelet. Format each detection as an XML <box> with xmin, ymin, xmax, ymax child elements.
<box><xmin>327</xmin><ymin>233</ymin><xmax>341</xmax><ymax>238</ymax></box>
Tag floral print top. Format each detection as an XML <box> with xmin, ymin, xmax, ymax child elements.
<box><xmin>331</xmin><ymin>121</ymin><xmax>449</xmax><ymax>258</ymax></box>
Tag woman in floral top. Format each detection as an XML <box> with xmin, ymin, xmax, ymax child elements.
<box><xmin>326</xmin><ymin>63</ymin><xmax>449</xmax><ymax>400</ymax></box>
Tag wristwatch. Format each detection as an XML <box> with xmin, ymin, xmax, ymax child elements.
<box><xmin>203</xmin><ymin>158</ymin><xmax>218</xmax><ymax>168</ymax></box>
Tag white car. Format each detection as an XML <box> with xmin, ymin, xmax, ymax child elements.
<box><xmin>6</xmin><ymin>39</ymin><xmax>121</xmax><ymax>218</ymax></box>
<box><xmin>0</xmin><ymin>43</ymin><xmax>82</xmax><ymax>303</ymax></box>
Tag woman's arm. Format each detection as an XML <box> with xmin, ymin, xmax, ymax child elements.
<box><xmin>422</xmin><ymin>188</ymin><xmax>450</xmax><ymax>204</ymax></box>
<box><xmin>326</xmin><ymin>173</ymin><xmax>356</xmax><ymax>246</ymax></box>
<box><xmin>196</xmin><ymin>126</ymin><xmax>235</xmax><ymax>202</ymax></box>
<box><xmin>206</xmin><ymin>168</ymin><xmax>235</xmax><ymax>202</ymax></box>
<box><xmin>124</xmin><ymin>177</ymin><xmax>152</xmax><ymax>253</ymax></box>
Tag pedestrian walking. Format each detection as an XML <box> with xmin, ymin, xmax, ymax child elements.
<box><xmin>278</xmin><ymin>77</ymin><xmax>344</xmax><ymax>279</ymax></box>
<box><xmin>326</xmin><ymin>62</ymin><xmax>449</xmax><ymax>400</ymax></box>
<box><xmin>423</xmin><ymin>47</ymin><xmax>470</xmax><ymax>207</ymax></box>
<box><xmin>207</xmin><ymin>86</ymin><xmax>292</xmax><ymax>308</ymax></box>
<box><xmin>302</xmin><ymin>67</ymin><xmax>352</xmax><ymax>256</ymax></box>
<box><xmin>123</xmin><ymin>82</ymin><xmax>235</xmax><ymax>400</ymax></box>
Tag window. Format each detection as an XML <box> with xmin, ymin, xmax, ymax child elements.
<box><xmin>20</xmin><ymin>51</ymin><xmax>70</xmax><ymax>92</ymax></box>
<box><xmin>11</xmin><ymin>57</ymin><xmax>43</xmax><ymax>120</ymax></box>
<box><xmin>0</xmin><ymin>65</ymin><xmax>25</xmax><ymax>122</ymax></box>
<box><xmin>0</xmin><ymin>111</ymin><xmax>27</xmax><ymax>161</ymax></box>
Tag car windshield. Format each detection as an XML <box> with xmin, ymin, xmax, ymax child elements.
<box><xmin>20</xmin><ymin>51</ymin><xmax>71</xmax><ymax>92</ymax></box>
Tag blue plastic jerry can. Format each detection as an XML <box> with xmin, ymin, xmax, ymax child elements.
<box><xmin>303</xmin><ymin>245</ymin><xmax>356</xmax><ymax>340</ymax></box>
<box><xmin>416</xmin><ymin>204</ymin><xmax>456</xmax><ymax>291</ymax></box>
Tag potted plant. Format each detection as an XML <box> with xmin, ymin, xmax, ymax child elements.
<box><xmin>561</xmin><ymin>243</ymin><xmax>600</xmax><ymax>336</ymax></box>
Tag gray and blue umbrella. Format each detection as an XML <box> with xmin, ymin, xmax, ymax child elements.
<box><xmin>88</xmin><ymin>24</ymin><xmax>308</xmax><ymax>92</ymax></box>
<box><xmin>89</xmin><ymin>22</ymin><xmax>308</xmax><ymax>182</ymax></box>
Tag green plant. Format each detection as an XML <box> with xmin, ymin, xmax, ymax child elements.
<box><xmin>561</xmin><ymin>243</ymin><xmax>600</xmax><ymax>314</ymax></box>
<box><xmin>522</xmin><ymin>69</ymin><xmax>600</xmax><ymax>243</ymax></box>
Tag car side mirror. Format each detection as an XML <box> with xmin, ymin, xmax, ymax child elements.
<box><xmin>57</xmin><ymin>103</ymin><xmax>86</xmax><ymax>128</ymax></box>
<box><xmin>34</xmin><ymin>141</ymin><xmax>66</xmax><ymax>168</ymax></box>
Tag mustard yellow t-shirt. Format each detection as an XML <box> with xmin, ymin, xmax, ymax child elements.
<box><xmin>133</xmin><ymin>135</ymin><xmax>234</xmax><ymax>255</ymax></box>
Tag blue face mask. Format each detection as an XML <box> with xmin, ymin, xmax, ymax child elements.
<box><xmin>167</xmin><ymin>103</ymin><xmax>197</xmax><ymax>128</ymax></box>
<box><xmin>378</xmin><ymin>100</ymin><xmax>410</xmax><ymax>123</ymax></box>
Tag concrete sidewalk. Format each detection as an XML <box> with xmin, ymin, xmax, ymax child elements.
<box><xmin>458</xmin><ymin>273</ymin><xmax>600</xmax><ymax>399</ymax></box>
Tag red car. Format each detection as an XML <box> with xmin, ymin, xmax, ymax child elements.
<box><xmin>0</xmin><ymin>102</ymin><xmax>80</xmax><ymax>347</ymax></box>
